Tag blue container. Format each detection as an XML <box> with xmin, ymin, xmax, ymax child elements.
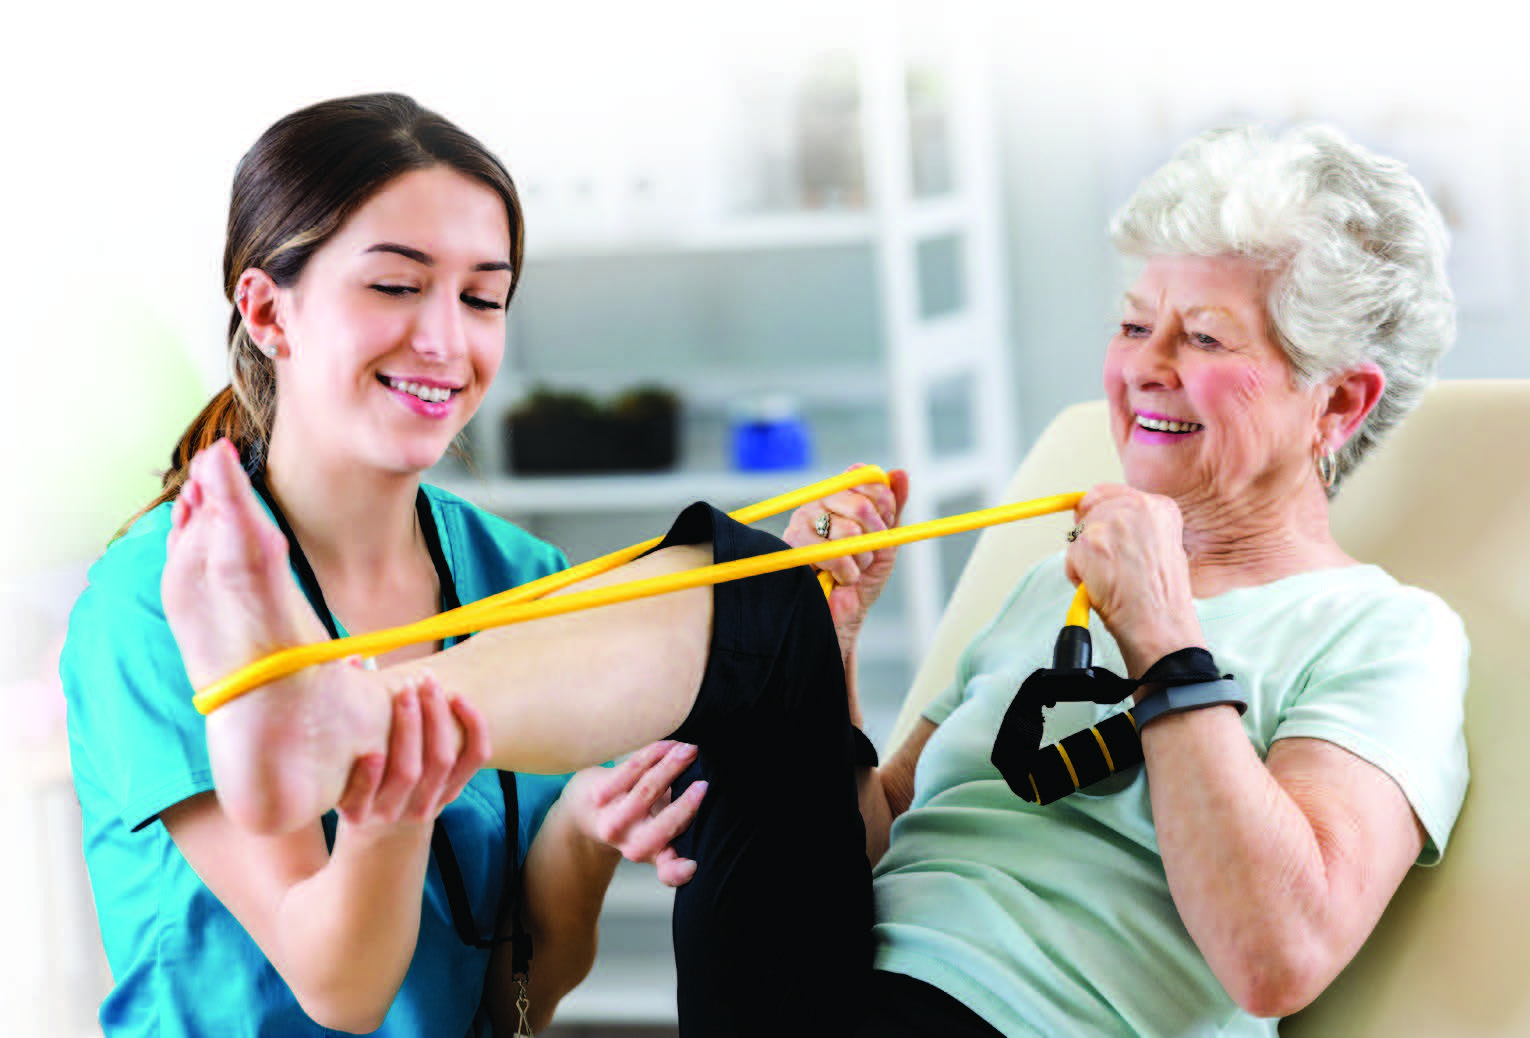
<box><xmin>730</xmin><ymin>397</ymin><xmax>812</xmax><ymax>472</ymax></box>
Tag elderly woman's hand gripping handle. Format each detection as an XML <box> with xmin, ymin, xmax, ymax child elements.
<box><xmin>1064</xmin><ymin>484</ymin><xmax>1208</xmax><ymax>685</ymax></box>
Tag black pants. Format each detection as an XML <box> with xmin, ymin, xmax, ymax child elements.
<box><xmin>655</xmin><ymin>505</ymin><xmax>1004</xmax><ymax>1038</ymax></box>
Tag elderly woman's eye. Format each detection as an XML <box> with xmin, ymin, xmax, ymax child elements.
<box><xmin>1190</xmin><ymin>332</ymin><xmax>1222</xmax><ymax>349</ymax></box>
<box><xmin>1120</xmin><ymin>322</ymin><xmax>1150</xmax><ymax>338</ymax></box>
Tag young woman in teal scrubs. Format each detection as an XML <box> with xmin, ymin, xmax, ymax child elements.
<box><xmin>60</xmin><ymin>93</ymin><xmax>710</xmax><ymax>1037</ymax></box>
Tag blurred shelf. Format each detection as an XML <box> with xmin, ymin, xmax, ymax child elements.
<box><xmin>432</xmin><ymin>467</ymin><xmax>860</xmax><ymax>515</ymax></box>
<box><xmin>434</xmin><ymin>448</ymin><xmax>990</xmax><ymax>516</ymax></box>
<box><xmin>528</xmin><ymin>210</ymin><xmax>875</xmax><ymax>260</ymax></box>
<box><xmin>497</xmin><ymin>363</ymin><xmax>891</xmax><ymax>408</ymax></box>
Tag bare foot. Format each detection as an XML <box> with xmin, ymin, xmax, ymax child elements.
<box><xmin>162</xmin><ymin>440</ymin><xmax>388</xmax><ymax>834</ymax></box>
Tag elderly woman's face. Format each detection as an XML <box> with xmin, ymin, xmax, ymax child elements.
<box><xmin>1104</xmin><ymin>255</ymin><xmax>1321</xmax><ymax>507</ymax></box>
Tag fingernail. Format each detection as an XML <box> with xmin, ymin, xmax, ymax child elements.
<box><xmin>690</xmin><ymin>780</ymin><xmax>708</xmax><ymax>797</ymax></box>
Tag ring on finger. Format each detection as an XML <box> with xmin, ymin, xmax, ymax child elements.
<box><xmin>814</xmin><ymin>511</ymin><xmax>832</xmax><ymax>538</ymax></box>
<box><xmin>1066</xmin><ymin>522</ymin><xmax>1086</xmax><ymax>543</ymax></box>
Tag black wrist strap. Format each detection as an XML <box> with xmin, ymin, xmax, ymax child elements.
<box><xmin>991</xmin><ymin>631</ymin><xmax>1235</xmax><ymax>806</ymax></box>
<box><xmin>1138</xmin><ymin>647</ymin><xmax>1226</xmax><ymax>690</ymax></box>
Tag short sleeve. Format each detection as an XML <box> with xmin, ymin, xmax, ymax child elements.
<box><xmin>1273</xmin><ymin>587</ymin><xmax>1469</xmax><ymax>865</ymax></box>
<box><xmin>921</xmin><ymin>679</ymin><xmax>965</xmax><ymax>727</ymax></box>
<box><xmin>61</xmin><ymin>511</ymin><xmax>214</xmax><ymax>831</ymax></box>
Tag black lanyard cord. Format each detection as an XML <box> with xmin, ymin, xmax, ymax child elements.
<box><xmin>246</xmin><ymin>468</ymin><xmax>529</xmax><ymax>966</ymax></box>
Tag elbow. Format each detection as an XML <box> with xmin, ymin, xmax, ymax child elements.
<box><xmin>1221</xmin><ymin>938</ymin><xmax>1334</xmax><ymax>1020</ymax></box>
<box><xmin>292</xmin><ymin>981</ymin><xmax>397</xmax><ymax>1034</ymax></box>
<box><xmin>297</xmin><ymin>999</ymin><xmax>388</xmax><ymax>1035</ymax></box>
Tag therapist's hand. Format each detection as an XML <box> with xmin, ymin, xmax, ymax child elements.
<box><xmin>784</xmin><ymin>464</ymin><xmax>909</xmax><ymax>659</ymax></box>
<box><xmin>335</xmin><ymin>670</ymin><xmax>491</xmax><ymax>836</ymax></box>
<box><xmin>562</xmin><ymin>740</ymin><xmax>705</xmax><ymax>887</ymax></box>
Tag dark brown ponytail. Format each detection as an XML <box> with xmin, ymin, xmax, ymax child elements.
<box><xmin>116</xmin><ymin>93</ymin><xmax>525</xmax><ymax>540</ymax></box>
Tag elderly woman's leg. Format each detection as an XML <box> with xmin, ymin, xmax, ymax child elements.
<box><xmin>163</xmin><ymin>441</ymin><xmax>713</xmax><ymax>834</ymax></box>
<box><xmin>644</xmin><ymin>503</ymin><xmax>874</xmax><ymax>1036</ymax></box>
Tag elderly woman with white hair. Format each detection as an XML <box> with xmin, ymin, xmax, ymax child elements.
<box><xmin>152</xmin><ymin>122</ymin><xmax>1465</xmax><ymax>1037</ymax></box>
<box><xmin>808</xmin><ymin>121</ymin><xmax>1467</xmax><ymax>1035</ymax></box>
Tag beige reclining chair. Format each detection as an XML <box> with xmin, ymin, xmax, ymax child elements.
<box><xmin>888</xmin><ymin>379</ymin><xmax>1530</xmax><ymax>1036</ymax></box>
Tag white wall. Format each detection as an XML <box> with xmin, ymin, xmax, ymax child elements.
<box><xmin>983</xmin><ymin>1</ymin><xmax>1530</xmax><ymax>445</ymax></box>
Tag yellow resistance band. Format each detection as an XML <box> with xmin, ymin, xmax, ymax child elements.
<box><xmin>193</xmin><ymin>466</ymin><xmax>1086</xmax><ymax>715</ymax></box>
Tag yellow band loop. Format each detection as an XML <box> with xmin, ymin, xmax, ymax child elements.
<box><xmin>192</xmin><ymin>468</ymin><xmax>1087</xmax><ymax>715</ymax></box>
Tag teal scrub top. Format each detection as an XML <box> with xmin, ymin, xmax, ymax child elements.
<box><xmin>61</xmin><ymin>484</ymin><xmax>572</xmax><ymax>1038</ymax></box>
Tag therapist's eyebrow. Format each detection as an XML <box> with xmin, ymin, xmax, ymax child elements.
<box><xmin>363</xmin><ymin>242</ymin><xmax>513</xmax><ymax>273</ymax></box>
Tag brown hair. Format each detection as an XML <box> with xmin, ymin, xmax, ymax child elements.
<box><xmin>120</xmin><ymin>92</ymin><xmax>524</xmax><ymax>536</ymax></box>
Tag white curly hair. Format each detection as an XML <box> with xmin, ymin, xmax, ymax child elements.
<box><xmin>1109</xmin><ymin>123</ymin><xmax>1457</xmax><ymax>494</ymax></box>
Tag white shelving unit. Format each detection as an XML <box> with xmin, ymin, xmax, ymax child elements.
<box><xmin>431</xmin><ymin>12</ymin><xmax>1014</xmax><ymax>1028</ymax></box>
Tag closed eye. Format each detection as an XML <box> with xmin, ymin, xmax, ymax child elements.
<box><xmin>463</xmin><ymin>295</ymin><xmax>504</xmax><ymax>312</ymax></box>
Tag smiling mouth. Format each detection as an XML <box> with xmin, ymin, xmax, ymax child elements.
<box><xmin>1135</xmin><ymin>414</ymin><xmax>1204</xmax><ymax>434</ymax></box>
<box><xmin>381</xmin><ymin>376</ymin><xmax>459</xmax><ymax>404</ymax></box>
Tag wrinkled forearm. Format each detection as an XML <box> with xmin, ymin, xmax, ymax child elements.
<box><xmin>272</xmin><ymin>822</ymin><xmax>434</xmax><ymax>1033</ymax></box>
<box><xmin>1142</xmin><ymin>708</ymin><xmax>1346</xmax><ymax>1017</ymax></box>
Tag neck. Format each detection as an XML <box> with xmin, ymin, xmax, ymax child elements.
<box><xmin>263</xmin><ymin>429</ymin><xmax>424</xmax><ymax>584</ymax></box>
<box><xmin>1176</xmin><ymin>476</ymin><xmax>1351</xmax><ymax>599</ymax></box>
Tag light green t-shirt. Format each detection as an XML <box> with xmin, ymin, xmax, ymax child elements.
<box><xmin>871</xmin><ymin>553</ymin><xmax>1469</xmax><ymax>1038</ymax></box>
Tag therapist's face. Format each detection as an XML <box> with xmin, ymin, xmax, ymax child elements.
<box><xmin>263</xmin><ymin>165</ymin><xmax>512</xmax><ymax>475</ymax></box>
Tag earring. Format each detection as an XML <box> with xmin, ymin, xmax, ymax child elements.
<box><xmin>257</xmin><ymin>340</ymin><xmax>277</xmax><ymax>360</ymax></box>
<box><xmin>1315</xmin><ymin>443</ymin><xmax>1338</xmax><ymax>488</ymax></box>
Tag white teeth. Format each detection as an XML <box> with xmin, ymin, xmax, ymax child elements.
<box><xmin>388</xmin><ymin>378</ymin><xmax>454</xmax><ymax>404</ymax></box>
<box><xmin>1135</xmin><ymin>415</ymin><xmax>1204</xmax><ymax>433</ymax></box>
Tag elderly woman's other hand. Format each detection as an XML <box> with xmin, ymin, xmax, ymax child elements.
<box><xmin>783</xmin><ymin>465</ymin><xmax>909</xmax><ymax>659</ymax></box>
<box><xmin>1065</xmin><ymin>484</ymin><xmax>1207</xmax><ymax>682</ymax></box>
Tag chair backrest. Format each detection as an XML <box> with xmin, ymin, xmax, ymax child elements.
<box><xmin>890</xmin><ymin>380</ymin><xmax>1530</xmax><ymax>1036</ymax></box>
